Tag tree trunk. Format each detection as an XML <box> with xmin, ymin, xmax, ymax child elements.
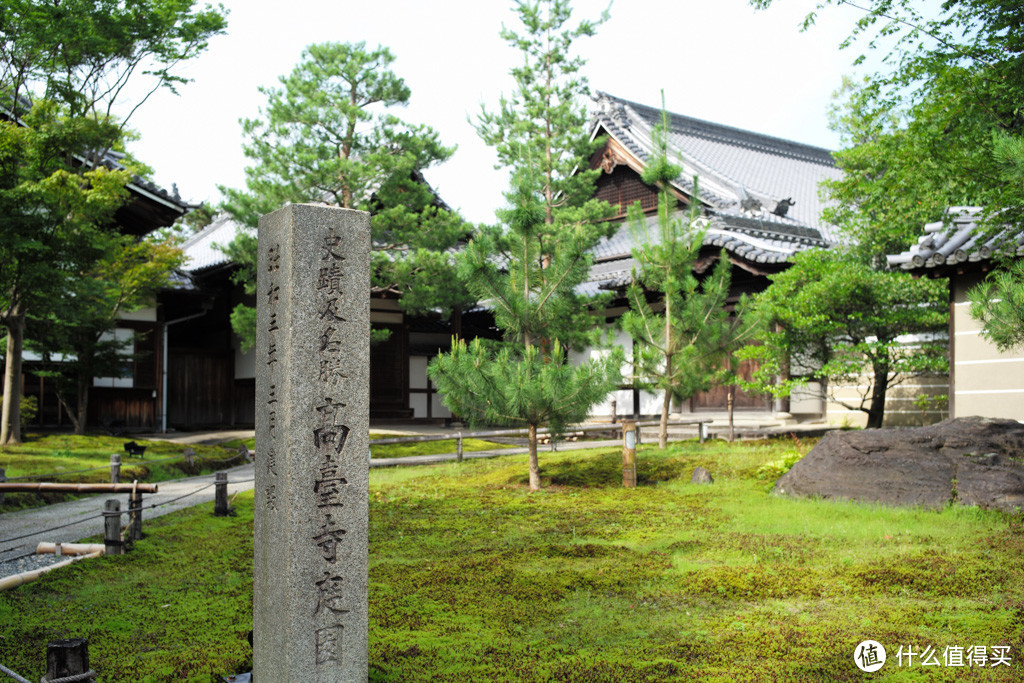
<box><xmin>660</xmin><ymin>304</ymin><xmax>673</xmax><ymax>449</ymax></box>
<box><xmin>56</xmin><ymin>391</ymin><xmax>81</xmax><ymax>435</ymax></box>
<box><xmin>75</xmin><ymin>377</ymin><xmax>89</xmax><ymax>436</ymax></box>
<box><xmin>528</xmin><ymin>423</ymin><xmax>541</xmax><ymax>491</ymax></box>
<box><xmin>659</xmin><ymin>387</ymin><xmax>670</xmax><ymax>450</ymax></box>
<box><xmin>866</xmin><ymin>362</ymin><xmax>890</xmax><ymax>429</ymax></box>
<box><xmin>1</xmin><ymin>309</ymin><xmax>26</xmax><ymax>445</ymax></box>
<box><xmin>727</xmin><ymin>386</ymin><xmax>735</xmax><ymax>442</ymax></box>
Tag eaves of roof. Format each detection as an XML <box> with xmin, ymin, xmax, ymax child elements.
<box><xmin>178</xmin><ymin>213</ymin><xmax>254</xmax><ymax>273</ymax></box>
<box><xmin>887</xmin><ymin>207</ymin><xmax>1024</xmax><ymax>275</ymax></box>
<box><xmin>3</xmin><ymin>101</ymin><xmax>192</xmax><ymax>218</ymax></box>
<box><xmin>590</xmin><ymin>92</ymin><xmax>842</xmax><ymax>243</ymax></box>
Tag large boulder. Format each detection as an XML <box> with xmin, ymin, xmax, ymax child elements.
<box><xmin>774</xmin><ymin>417</ymin><xmax>1024</xmax><ymax>513</ymax></box>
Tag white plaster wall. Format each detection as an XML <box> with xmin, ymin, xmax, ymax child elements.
<box><xmin>93</xmin><ymin>328</ymin><xmax>134</xmax><ymax>387</ymax></box>
<box><xmin>790</xmin><ymin>381</ymin><xmax>823</xmax><ymax>415</ymax></box>
<box><xmin>409</xmin><ymin>356</ymin><xmax>428</xmax><ymax>390</ymax></box>
<box><xmin>952</xmin><ymin>274</ymin><xmax>1024</xmax><ymax>420</ymax></box>
<box><xmin>410</xmin><ymin>393</ymin><xmax>428</xmax><ymax>418</ymax></box>
<box><xmin>235</xmin><ymin>342</ymin><xmax>256</xmax><ymax>380</ymax></box>
<box><xmin>431</xmin><ymin>393</ymin><xmax>452</xmax><ymax>418</ymax></box>
<box><xmin>119</xmin><ymin>306</ymin><xmax>157</xmax><ymax>322</ymax></box>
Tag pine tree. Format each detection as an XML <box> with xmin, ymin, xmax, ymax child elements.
<box><xmin>621</xmin><ymin>104</ymin><xmax>761</xmax><ymax>446</ymax></box>
<box><xmin>220</xmin><ymin>42</ymin><xmax>472</xmax><ymax>349</ymax></box>
<box><xmin>428</xmin><ymin>0</ymin><xmax>619</xmax><ymax>491</ymax></box>
<box><xmin>429</xmin><ymin>172</ymin><xmax>621</xmax><ymax>490</ymax></box>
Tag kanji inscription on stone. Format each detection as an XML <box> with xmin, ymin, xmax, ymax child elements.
<box><xmin>254</xmin><ymin>204</ymin><xmax>369</xmax><ymax>682</ymax></box>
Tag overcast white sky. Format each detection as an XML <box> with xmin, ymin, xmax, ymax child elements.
<box><xmin>123</xmin><ymin>0</ymin><xmax>871</xmax><ymax>225</ymax></box>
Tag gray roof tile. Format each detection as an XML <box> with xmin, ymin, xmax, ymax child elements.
<box><xmin>887</xmin><ymin>207</ymin><xmax>1024</xmax><ymax>272</ymax></box>
<box><xmin>591</xmin><ymin>92</ymin><xmax>842</xmax><ymax>242</ymax></box>
<box><xmin>179</xmin><ymin>213</ymin><xmax>253</xmax><ymax>272</ymax></box>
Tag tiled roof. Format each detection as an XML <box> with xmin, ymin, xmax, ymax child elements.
<box><xmin>178</xmin><ymin>213</ymin><xmax>253</xmax><ymax>272</ymax></box>
<box><xmin>580</xmin><ymin>212</ymin><xmax>828</xmax><ymax>297</ymax></box>
<box><xmin>591</xmin><ymin>92</ymin><xmax>842</xmax><ymax>243</ymax></box>
<box><xmin>583</xmin><ymin>93</ymin><xmax>839</xmax><ymax>297</ymax></box>
<box><xmin>96</xmin><ymin>149</ymin><xmax>192</xmax><ymax>216</ymax></box>
<box><xmin>3</xmin><ymin>100</ymin><xmax>192</xmax><ymax>217</ymax></box>
<box><xmin>887</xmin><ymin>207</ymin><xmax>1024</xmax><ymax>273</ymax></box>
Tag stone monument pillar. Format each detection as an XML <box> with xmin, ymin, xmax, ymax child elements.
<box><xmin>254</xmin><ymin>204</ymin><xmax>370</xmax><ymax>681</ymax></box>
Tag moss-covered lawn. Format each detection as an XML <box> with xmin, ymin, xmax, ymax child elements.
<box><xmin>2</xmin><ymin>438</ymin><xmax>1022</xmax><ymax>681</ymax></box>
<box><xmin>0</xmin><ymin>434</ymin><xmax>245</xmax><ymax>511</ymax></box>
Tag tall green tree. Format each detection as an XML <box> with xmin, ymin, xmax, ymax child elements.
<box><xmin>28</xmin><ymin>236</ymin><xmax>185</xmax><ymax>434</ymax></box>
<box><xmin>751</xmin><ymin>1</ymin><xmax>1024</xmax><ymax>256</ymax></box>
<box><xmin>429</xmin><ymin>174</ymin><xmax>622</xmax><ymax>490</ymax></box>
<box><xmin>429</xmin><ymin>0</ymin><xmax>619</xmax><ymax>491</ymax></box>
<box><xmin>220</xmin><ymin>41</ymin><xmax>472</xmax><ymax>349</ymax></box>
<box><xmin>0</xmin><ymin>0</ymin><xmax>226</xmax><ymax>444</ymax></box>
<box><xmin>475</xmin><ymin>0</ymin><xmax>612</xmax><ymax>236</ymax></box>
<box><xmin>0</xmin><ymin>103</ymin><xmax>130</xmax><ymax>443</ymax></box>
<box><xmin>621</xmin><ymin>105</ymin><xmax>761</xmax><ymax>447</ymax></box>
<box><xmin>743</xmin><ymin>249</ymin><xmax>947</xmax><ymax>428</ymax></box>
<box><xmin>751</xmin><ymin>1</ymin><xmax>1024</xmax><ymax>386</ymax></box>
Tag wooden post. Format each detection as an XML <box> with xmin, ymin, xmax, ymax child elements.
<box><xmin>109</xmin><ymin>454</ymin><xmax>120</xmax><ymax>484</ymax></box>
<box><xmin>128</xmin><ymin>489</ymin><xmax>143</xmax><ymax>542</ymax></box>
<box><xmin>699</xmin><ymin>421</ymin><xmax>708</xmax><ymax>444</ymax></box>
<box><xmin>44</xmin><ymin>638</ymin><xmax>90</xmax><ymax>682</ymax></box>
<box><xmin>103</xmin><ymin>499</ymin><xmax>122</xmax><ymax>556</ymax></box>
<box><xmin>727</xmin><ymin>388</ymin><xmax>735</xmax><ymax>443</ymax></box>
<box><xmin>184</xmin><ymin>447</ymin><xmax>195</xmax><ymax>469</ymax></box>
<box><xmin>456</xmin><ymin>432</ymin><xmax>464</xmax><ymax>463</ymax></box>
<box><xmin>214</xmin><ymin>472</ymin><xmax>230</xmax><ymax>516</ymax></box>
<box><xmin>610</xmin><ymin>398</ymin><xmax>617</xmax><ymax>424</ymax></box>
<box><xmin>636</xmin><ymin>424</ymin><xmax>642</xmax><ymax>445</ymax></box>
<box><xmin>622</xmin><ymin>420</ymin><xmax>637</xmax><ymax>488</ymax></box>
<box><xmin>0</xmin><ymin>466</ymin><xmax>5</xmax><ymax>507</ymax></box>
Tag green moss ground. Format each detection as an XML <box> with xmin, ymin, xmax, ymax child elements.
<box><xmin>2</xmin><ymin>438</ymin><xmax>1022</xmax><ymax>681</ymax></box>
<box><xmin>0</xmin><ymin>434</ymin><xmax>244</xmax><ymax>511</ymax></box>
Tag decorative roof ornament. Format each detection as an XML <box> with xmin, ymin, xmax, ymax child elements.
<box><xmin>596</xmin><ymin>91</ymin><xmax>630</xmax><ymax>129</ymax></box>
<box><xmin>599</xmin><ymin>147</ymin><xmax>618</xmax><ymax>174</ymax></box>
<box><xmin>773</xmin><ymin>198</ymin><xmax>795</xmax><ymax>217</ymax></box>
<box><xmin>738</xmin><ymin>185</ymin><xmax>763</xmax><ymax>216</ymax></box>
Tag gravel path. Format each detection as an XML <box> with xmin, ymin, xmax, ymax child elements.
<box><xmin>0</xmin><ymin>462</ymin><xmax>256</xmax><ymax>566</ymax></box>
<box><xmin>0</xmin><ymin>552</ymin><xmax>66</xmax><ymax>580</ymax></box>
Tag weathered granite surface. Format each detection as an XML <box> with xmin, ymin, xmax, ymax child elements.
<box><xmin>774</xmin><ymin>417</ymin><xmax>1024</xmax><ymax>512</ymax></box>
<box><xmin>254</xmin><ymin>204</ymin><xmax>370</xmax><ymax>681</ymax></box>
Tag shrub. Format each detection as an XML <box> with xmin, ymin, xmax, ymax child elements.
<box><xmin>756</xmin><ymin>450</ymin><xmax>803</xmax><ymax>480</ymax></box>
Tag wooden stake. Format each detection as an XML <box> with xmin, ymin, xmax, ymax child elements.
<box><xmin>103</xmin><ymin>499</ymin><xmax>122</xmax><ymax>556</ymax></box>
<box><xmin>109</xmin><ymin>453</ymin><xmax>120</xmax><ymax>484</ymax></box>
<box><xmin>622</xmin><ymin>420</ymin><xmax>637</xmax><ymax>488</ymax></box>
<box><xmin>128</xmin><ymin>487</ymin><xmax>143</xmax><ymax>542</ymax></box>
<box><xmin>45</xmin><ymin>638</ymin><xmax>89</xmax><ymax>682</ymax></box>
<box><xmin>214</xmin><ymin>472</ymin><xmax>230</xmax><ymax>516</ymax></box>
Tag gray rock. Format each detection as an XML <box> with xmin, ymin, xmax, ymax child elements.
<box><xmin>691</xmin><ymin>467</ymin><xmax>714</xmax><ymax>485</ymax></box>
<box><xmin>774</xmin><ymin>417</ymin><xmax>1024</xmax><ymax>512</ymax></box>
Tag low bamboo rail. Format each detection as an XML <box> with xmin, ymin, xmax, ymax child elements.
<box><xmin>0</xmin><ymin>482</ymin><xmax>158</xmax><ymax>494</ymax></box>
<box><xmin>370</xmin><ymin>419</ymin><xmax>711</xmax><ymax>446</ymax></box>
